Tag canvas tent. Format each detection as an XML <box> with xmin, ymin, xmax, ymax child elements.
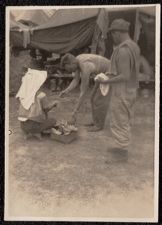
<box><xmin>10</xmin><ymin>19</ymin><xmax>29</xmax><ymax>31</ymax></box>
<box><xmin>13</xmin><ymin>9</ymin><xmax>55</xmax><ymax>27</ymax></box>
<box><xmin>10</xmin><ymin>6</ymin><xmax>155</xmax><ymax>63</ymax></box>
<box><xmin>34</xmin><ymin>8</ymin><xmax>99</xmax><ymax>30</ymax></box>
<box><xmin>10</xmin><ymin>8</ymin><xmax>98</xmax><ymax>53</ymax></box>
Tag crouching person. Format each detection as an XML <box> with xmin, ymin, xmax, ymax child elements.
<box><xmin>16</xmin><ymin>68</ymin><xmax>58</xmax><ymax>140</ymax></box>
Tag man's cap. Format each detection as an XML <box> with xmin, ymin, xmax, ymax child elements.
<box><xmin>108</xmin><ymin>19</ymin><xmax>130</xmax><ymax>32</ymax></box>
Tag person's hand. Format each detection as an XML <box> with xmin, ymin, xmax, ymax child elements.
<box><xmin>95</xmin><ymin>77</ymin><xmax>102</xmax><ymax>83</ymax></box>
<box><xmin>105</xmin><ymin>72</ymin><xmax>111</xmax><ymax>76</ymax></box>
<box><xmin>53</xmin><ymin>100</ymin><xmax>59</xmax><ymax>107</ymax></box>
<box><xmin>105</xmin><ymin>72</ymin><xmax>114</xmax><ymax>79</ymax></box>
<box><xmin>68</xmin><ymin>114</ymin><xmax>76</xmax><ymax>125</ymax></box>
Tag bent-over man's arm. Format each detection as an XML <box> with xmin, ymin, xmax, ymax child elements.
<box><xmin>72</xmin><ymin>63</ymin><xmax>95</xmax><ymax>116</ymax></box>
<box><xmin>40</xmin><ymin>93</ymin><xmax>58</xmax><ymax>113</ymax></box>
<box><xmin>60</xmin><ymin>70</ymin><xmax>80</xmax><ymax>95</ymax></box>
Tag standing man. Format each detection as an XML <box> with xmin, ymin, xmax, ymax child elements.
<box><xmin>96</xmin><ymin>19</ymin><xmax>140</xmax><ymax>162</ymax></box>
<box><xmin>60</xmin><ymin>53</ymin><xmax>111</xmax><ymax>131</ymax></box>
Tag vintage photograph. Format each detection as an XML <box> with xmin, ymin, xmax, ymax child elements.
<box><xmin>5</xmin><ymin>5</ymin><xmax>160</xmax><ymax>222</ymax></box>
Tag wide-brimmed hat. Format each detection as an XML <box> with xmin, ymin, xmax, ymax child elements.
<box><xmin>108</xmin><ymin>18</ymin><xmax>130</xmax><ymax>32</ymax></box>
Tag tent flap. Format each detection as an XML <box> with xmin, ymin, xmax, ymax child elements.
<box><xmin>11</xmin><ymin>17</ymin><xmax>96</xmax><ymax>54</ymax></box>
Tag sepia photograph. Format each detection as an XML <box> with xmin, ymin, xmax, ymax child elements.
<box><xmin>5</xmin><ymin>4</ymin><xmax>160</xmax><ymax>222</ymax></box>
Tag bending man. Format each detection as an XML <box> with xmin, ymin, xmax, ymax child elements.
<box><xmin>60</xmin><ymin>53</ymin><xmax>110</xmax><ymax>132</ymax></box>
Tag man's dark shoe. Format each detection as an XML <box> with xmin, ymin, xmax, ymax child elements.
<box><xmin>87</xmin><ymin>125</ymin><xmax>102</xmax><ymax>132</ymax></box>
<box><xmin>84</xmin><ymin>122</ymin><xmax>94</xmax><ymax>127</ymax></box>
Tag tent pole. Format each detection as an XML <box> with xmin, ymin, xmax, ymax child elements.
<box><xmin>134</xmin><ymin>8</ymin><xmax>140</xmax><ymax>43</ymax></box>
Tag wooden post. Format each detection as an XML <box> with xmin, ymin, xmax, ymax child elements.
<box><xmin>134</xmin><ymin>8</ymin><xmax>141</xmax><ymax>43</ymax></box>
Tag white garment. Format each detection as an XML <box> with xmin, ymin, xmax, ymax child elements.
<box><xmin>94</xmin><ymin>73</ymin><xmax>110</xmax><ymax>96</ymax></box>
<box><xmin>16</xmin><ymin>68</ymin><xmax>47</xmax><ymax>110</ymax></box>
<box><xmin>17</xmin><ymin>92</ymin><xmax>46</xmax><ymax>121</ymax></box>
<box><xmin>18</xmin><ymin>117</ymin><xmax>28</xmax><ymax>122</ymax></box>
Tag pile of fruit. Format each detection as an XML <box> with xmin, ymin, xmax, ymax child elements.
<box><xmin>51</xmin><ymin>120</ymin><xmax>78</xmax><ymax>136</ymax></box>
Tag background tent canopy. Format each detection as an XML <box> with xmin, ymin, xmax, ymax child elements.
<box><xmin>10</xmin><ymin>8</ymin><xmax>99</xmax><ymax>54</ymax></box>
<box><xmin>11</xmin><ymin>9</ymin><xmax>56</xmax><ymax>26</ymax></box>
<box><xmin>10</xmin><ymin>7</ymin><xmax>155</xmax><ymax>55</ymax></box>
<box><xmin>139</xmin><ymin>7</ymin><xmax>156</xmax><ymax>17</ymax></box>
<box><xmin>32</xmin><ymin>7</ymin><xmax>155</xmax><ymax>31</ymax></box>
<box><xmin>10</xmin><ymin>20</ymin><xmax>29</xmax><ymax>31</ymax></box>
<box><xmin>33</xmin><ymin>8</ymin><xmax>99</xmax><ymax>30</ymax></box>
<box><xmin>10</xmin><ymin>17</ymin><xmax>96</xmax><ymax>54</ymax></box>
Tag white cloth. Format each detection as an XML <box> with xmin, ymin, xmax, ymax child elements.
<box><xmin>18</xmin><ymin>117</ymin><xmax>28</xmax><ymax>122</ymax></box>
<box><xmin>16</xmin><ymin>68</ymin><xmax>47</xmax><ymax>110</ymax></box>
<box><xmin>94</xmin><ymin>73</ymin><xmax>110</xmax><ymax>96</ymax></box>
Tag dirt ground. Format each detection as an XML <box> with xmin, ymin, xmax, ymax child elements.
<box><xmin>7</xmin><ymin>88</ymin><xmax>156</xmax><ymax>221</ymax></box>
